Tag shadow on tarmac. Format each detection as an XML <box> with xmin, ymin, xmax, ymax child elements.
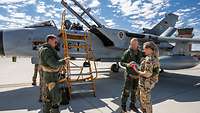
<box><xmin>0</xmin><ymin>86</ymin><xmax>41</xmax><ymax>111</ymax></box>
<box><xmin>0</xmin><ymin>71</ymin><xmax>200</xmax><ymax>112</ymax></box>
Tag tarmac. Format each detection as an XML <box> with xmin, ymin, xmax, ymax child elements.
<box><xmin>0</xmin><ymin>57</ymin><xmax>200</xmax><ymax>113</ymax></box>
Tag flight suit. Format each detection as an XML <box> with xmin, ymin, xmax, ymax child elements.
<box><xmin>139</xmin><ymin>56</ymin><xmax>160</xmax><ymax>113</ymax></box>
<box><xmin>39</xmin><ymin>43</ymin><xmax>65</xmax><ymax>113</ymax></box>
<box><xmin>120</xmin><ymin>48</ymin><xmax>143</xmax><ymax>111</ymax></box>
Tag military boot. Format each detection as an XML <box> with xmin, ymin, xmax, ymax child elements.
<box><xmin>32</xmin><ymin>78</ymin><xmax>36</xmax><ymax>86</ymax></box>
<box><xmin>121</xmin><ymin>105</ymin><xmax>127</xmax><ymax>113</ymax></box>
<box><xmin>129</xmin><ymin>102</ymin><xmax>139</xmax><ymax>112</ymax></box>
<box><xmin>141</xmin><ymin>108</ymin><xmax>146</xmax><ymax>113</ymax></box>
<box><xmin>38</xmin><ymin>97</ymin><xmax>42</xmax><ymax>102</ymax></box>
<box><xmin>43</xmin><ymin>102</ymin><xmax>51</xmax><ymax>113</ymax></box>
<box><xmin>50</xmin><ymin>105</ymin><xmax>60</xmax><ymax>113</ymax></box>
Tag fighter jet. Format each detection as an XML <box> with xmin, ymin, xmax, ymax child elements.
<box><xmin>61</xmin><ymin>0</ymin><xmax>200</xmax><ymax>72</ymax></box>
<box><xmin>0</xmin><ymin>0</ymin><xmax>200</xmax><ymax>73</ymax></box>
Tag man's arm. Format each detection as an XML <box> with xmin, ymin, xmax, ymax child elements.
<box><xmin>44</xmin><ymin>49</ymin><xmax>65</xmax><ymax>68</ymax></box>
<box><xmin>120</xmin><ymin>51</ymin><xmax>130</xmax><ymax>67</ymax></box>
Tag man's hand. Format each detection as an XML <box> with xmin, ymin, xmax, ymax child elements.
<box><xmin>127</xmin><ymin>61</ymin><xmax>140</xmax><ymax>76</ymax></box>
<box><xmin>126</xmin><ymin>63</ymin><xmax>131</xmax><ymax>68</ymax></box>
<box><xmin>63</xmin><ymin>57</ymin><xmax>70</xmax><ymax>61</ymax></box>
<box><xmin>63</xmin><ymin>57</ymin><xmax>70</xmax><ymax>64</ymax></box>
<box><xmin>59</xmin><ymin>57</ymin><xmax>70</xmax><ymax>64</ymax></box>
<box><xmin>127</xmin><ymin>61</ymin><xmax>136</xmax><ymax>67</ymax></box>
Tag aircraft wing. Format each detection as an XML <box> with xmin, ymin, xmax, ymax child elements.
<box><xmin>126</xmin><ymin>32</ymin><xmax>200</xmax><ymax>44</ymax></box>
<box><xmin>158</xmin><ymin>36</ymin><xmax>200</xmax><ymax>44</ymax></box>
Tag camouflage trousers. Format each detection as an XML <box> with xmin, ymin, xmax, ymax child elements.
<box><xmin>42</xmin><ymin>72</ymin><xmax>62</xmax><ymax>113</ymax></box>
<box><xmin>121</xmin><ymin>75</ymin><xmax>139</xmax><ymax>106</ymax></box>
<box><xmin>39</xmin><ymin>70</ymin><xmax>44</xmax><ymax>101</ymax></box>
<box><xmin>139</xmin><ymin>86</ymin><xmax>152</xmax><ymax>113</ymax></box>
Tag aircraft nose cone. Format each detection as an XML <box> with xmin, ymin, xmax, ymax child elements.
<box><xmin>0</xmin><ymin>30</ymin><xmax>5</xmax><ymax>56</ymax></box>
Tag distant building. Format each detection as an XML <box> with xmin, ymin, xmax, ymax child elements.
<box><xmin>176</xmin><ymin>28</ymin><xmax>193</xmax><ymax>51</ymax></box>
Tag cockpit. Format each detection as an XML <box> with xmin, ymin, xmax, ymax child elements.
<box><xmin>24</xmin><ymin>20</ymin><xmax>57</xmax><ymax>28</ymax></box>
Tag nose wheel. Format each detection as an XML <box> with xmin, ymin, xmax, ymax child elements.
<box><xmin>111</xmin><ymin>63</ymin><xmax>120</xmax><ymax>72</ymax></box>
<box><xmin>160</xmin><ymin>69</ymin><xmax>164</xmax><ymax>73</ymax></box>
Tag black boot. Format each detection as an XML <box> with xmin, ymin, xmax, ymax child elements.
<box><xmin>32</xmin><ymin>78</ymin><xmax>36</xmax><ymax>86</ymax></box>
<box><xmin>43</xmin><ymin>102</ymin><xmax>51</xmax><ymax>113</ymax></box>
<box><xmin>50</xmin><ymin>105</ymin><xmax>60</xmax><ymax>113</ymax></box>
<box><xmin>121</xmin><ymin>105</ymin><xmax>127</xmax><ymax>113</ymax></box>
<box><xmin>129</xmin><ymin>103</ymin><xmax>139</xmax><ymax>112</ymax></box>
<box><xmin>50</xmin><ymin>108</ymin><xmax>60</xmax><ymax>113</ymax></box>
<box><xmin>38</xmin><ymin>98</ymin><xmax>42</xmax><ymax>102</ymax></box>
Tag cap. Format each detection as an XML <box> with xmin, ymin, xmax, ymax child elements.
<box><xmin>46</xmin><ymin>34</ymin><xmax>57</xmax><ymax>42</ymax></box>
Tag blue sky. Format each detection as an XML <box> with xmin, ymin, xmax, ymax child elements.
<box><xmin>0</xmin><ymin>0</ymin><xmax>199</xmax><ymax>43</ymax></box>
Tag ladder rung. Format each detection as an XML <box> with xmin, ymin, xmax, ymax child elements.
<box><xmin>69</xmin><ymin>73</ymin><xmax>92</xmax><ymax>76</ymax></box>
<box><xmin>69</xmin><ymin>52</ymin><xmax>87</xmax><ymax>55</ymax></box>
<box><xmin>67</xmin><ymin>34</ymin><xmax>86</xmax><ymax>37</ymax></box>
<box><xmin>67</xmin><ymin>39</ymin><xmax>87</xmax><ymax>43</ymax></box>
<box><xmin>71</xmin><ymin>89</ymin><xmax>94</xmax><ymax>94</ymax></box>
<box><xmin>67</xmin><ymin>36</ymin><xmax>85</xmax><ymax>40</ymax></box>
<box><xmin>66</xmin><ymin>30</ymin><xmax>87</xmax><ymax>37</ymax></box>
<box><xmin>71</xmin><ymin>81</ymin><xmax>93</xmax><ymax>86</ymax></box>
<box><xmin>70</xmin><ymin>66</ymin><xmax>83</xmax><ymax>68</ymax></box>
<box><xmin>68</xmin><ymin>45</ymin><xmax>87</xmax><ymax>48</ymax></box>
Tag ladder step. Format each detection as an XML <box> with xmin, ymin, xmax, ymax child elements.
<box><xmin>70</xmin><ymin>66</ymin><xmax>82</xmax><ymax>68</ymax></box>
<box><xmin>67</xmin><ymin>39</ymin><xmax>87</xmax><ymax>43</ymax></box>
<box><xmin>71</xmin><ymin>89</ymin><xmax>94</xmax><ymax>94</ymax></box>
<box><xmin>69</xmin><ymin>73</ymin><xmax>92</xmax><ymax>76</ymax></box>
<box><xmin>71</xmin><ymin>81</ymin><xmax>93</xmax><ymax>86</ymax></box>
<box><xmin>69</xmin><ymin>52</ymin><xmax>87</xmax><ymax>55</ymax></box>
<box><xmin>67</xmin><ymin>36</ymin><xmax>85</xmax><ymax>40</ymax></box>
<box><xmin>68</xmin><ymin>45</ymin><xmax>87</xmax><ymax>48</ymax></box>
<box><xmin>66</xmin><ymin>30</ymin><xmax>88</xmax><ymax>37</ymax></box>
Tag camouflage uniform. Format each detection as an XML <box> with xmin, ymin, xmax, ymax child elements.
<box><xmin>139</xmin><ymin>56</ymin><xmax>160</xmax><ymax>113</ymax></box>
<box><xmin>120</xmin><ymin>48</ymin><xmax>143</xmax><ymax>111</ymax></box>
<box><xmin>38</xmin><ymin>65</ymin><xmax>44</xmax><ymax>102</ymax></box>
<box><xmin>39</xmin><ymin>43</ymin><xmax>65</xmax><ymax>113</ymax></box>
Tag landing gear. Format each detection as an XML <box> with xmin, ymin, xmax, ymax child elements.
<box><xmin>12</xmin><ymin>56</ymin><xmax>17</xmax><ymax>62</ymax></box>
<box><xmin>160</xmin><ymin>69</ymin><xmax>164</xmax><ymax>73</ymax></box>
<box><xmin>83</xmin><ymin>61</ymin><xmax>90</xmax><ymax>67</ymax></box>
<box><xmin>111</xmin><ymin>62</ymin><xmax>120</xmax><ymax>72</ymax></box>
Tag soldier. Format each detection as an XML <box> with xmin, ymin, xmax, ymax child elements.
<box><xmin>31</xmin><ymin>49</ymin><xmax>44</xmax><ymax>102</ymax></box>
<box><xmin>32</xmin><ymin>48</ymin><xmax>43</xmax><ymax>86</ymax></box>
<box><xmin>138</xmin><ymin>41</ymin><xmax>160</xmax><ymax>113</ymax></box>
<box><xmin>32</xmin><ymin>64</ymin><xmax>39</xmax><ymax>85</ymax></box>
<box><xmin>32</xmin><ymin>64</ymin><xmax>38</xmax><ymax>85</ymax></box>
<box><xmin>120</xmin><ymin>38</ymin><xmax>143</xmax><ymax>112</ymax></box>
<box><xmin>39</xmin><ymin>34</ymin><xmax>66</xmax><ymax>113</ymax></box>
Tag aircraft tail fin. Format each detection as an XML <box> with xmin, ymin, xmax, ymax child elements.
<box><xmin>160</xmin><ymin>27</ymin><xmax>177</xmax><ymax>37</ymax></box>
<box><xmin>143</xmin><ymin>13</ymin><xmax>178</xmax><ymax>36</ymax></box>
